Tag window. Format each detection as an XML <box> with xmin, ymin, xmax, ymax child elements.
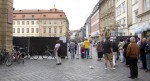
<box><xmin>31</xmin><ymin>21</ymin><xmax>34</xmax><ymax>25</ymax></box>
<box><xmin>17</xmin><ymin>21</ymin><xmax>20</xmax><ymax>25</ymax></box>
<box><xmin>49</xmin><ymin>28</ymin><xmax>51</xmax><ymax>33</ymax></box>
<box><xmin>49</xmin><ymin>21</ymin><xmax>51</xmax><ymax>24</ymax></box>
<box><xmin>36</xmin><ymin>28</ymin><xmax>39</xmax><ymax>33</ymax></box>
<box><xmin>17</xmin><ymin>28</ymin><xmax>20</xmax><ymax>33</ymax></box>
<box><xmin>32</xmin><ymin>15</ymin><xmax>34</xmax><ymax>18</ymax></box>
<box><xmin>31</xmin><ymin>28</ymin><xmax>34</xmax><ymax>33</ymax></box>
<box><xmin>43</xmin><ymin>15</ymin><xmax>46</xmax><ymax>18</ymax></box>
<box><xmin>43</xmin><ymin>27</ymin><xmax>46</xmax><ymax>33</ymax></box>
<box><xmin>22</xmin><ymin>15</ymin><xmax>25</xmax><ymax>18</ymax></box>
<box><xmin>144</xmin><ymin>0</ymin><xmax>150</xmax><ymax>11</ymax></box>
<box><xmin>54</xmin><ymin>21</ymin><xmax>57</xmax><ymax>24</ymax></box>
<box><xmin>27</xmin><ymin>28</ymin><xmax>29</xmax><ymax>33</ymax></box>
<box><xmin>22</xmin><ymin>21</ymin><xmax>25</xmax><ymax>25</ymax></box>
<box><xmin>59</xmin><ymin>27</ymin><xmax>62</xmax><ymax>33</ymax></box>
<box><xmin>36</xmin><ymin>21</ymin><xmax>39</xmax><ymax>25</ymax></box>
<box><xmin>134</xmin><ymin>10</ymin><xmax>138</xmax><ymax>23</ymax></box>
<box><xmin>133</xmin><ymin>0</ymin><xmax>138</xmax><ymax>4</ymax></box>
<box><xmin>27</xmin><ymin>21</ymin><xmax>29</xmax><ymax>25</ymax></box>
<box><xmin>122</xmin><ymin>2</ymin><xmax>125</xmax><ymax>13</ymax></box>
<box><xmin>22</xmin><ymin>28</ymin><xmax>24</xmax><ymax>33</ymax></box>
<box><xmin>13</xmin><ymin>21</ymin><xmax>15</xmax><ymax>25</ymax></box>
<box><xmin>60</xmin><ymin>21</ymin><xmax>63</xmax><ymax>24</ymax></box>
<box><xmin>13</xmin><ymin>28</ymin><xmax>15</xmax><ymax>33</ymax></box>
<box><xmin>54</xmin><ymin>27</ymin><xmax>57</xmax><ymax>33</ymax></box>
<box><xmin>43</xmin><ymin>21</ymin><xmax>46</xmax><ymax>24</ymax></box>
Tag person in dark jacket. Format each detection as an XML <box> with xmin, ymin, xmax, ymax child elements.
<box><xmin>123</xmin><ymin>38</ymin><xmax>130</xmax><ymax>66</ymax></box>
<box><xmin>111</xmin><ymin>40</ymin><xmax>118</xmax><ymax>66</ymax></box>
<box><xmin>103</xmin><ymin>37</ymin><xmax>115</xmax><ymax>69</ymax></box>
<box><xmin>140</xmin><ymin>38</ymin><xmax>147</xmax><ymax>70</ymax></box>
<box><xmin>145</xmin><ymin>37</ymin><xmax>150</xmax><ymax>72</ymax></box>
<box><xmin>96</xmin><ymin>42</ymin><xmax>103</xmax><ymax>61</ymax></box>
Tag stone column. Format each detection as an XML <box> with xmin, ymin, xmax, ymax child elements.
<box><xmin>0</xmin><ymin>0</ymin><xmax>13</xmax><ymax>50</ymax></box>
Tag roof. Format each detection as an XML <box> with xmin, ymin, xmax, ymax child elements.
<box><xmin>13</xmin><ymin>8</ymin><xmax>68</xmax><ymax>20</ymax></box>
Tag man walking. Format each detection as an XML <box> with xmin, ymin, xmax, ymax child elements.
<box><xmin>69</xmin><ymin>41</ymin><xmax>75</xmax><ymax>59</ymax></box>
<box><xmin>103</xmin><ymin>37</ymin><xmax>115</xmax><ymax>69</ymax></box>
<box><xmin>83</xmin><ymin>37</ymin><xmax>90</xmax><ymax>59</ymax></box>
<box><xmin>127</xmin><ymin>37</ymin><xmax>140</xmax><ymax>79</ymax></box>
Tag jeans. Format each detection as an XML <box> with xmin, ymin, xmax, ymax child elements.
<box><xmin>85</xmin><ymin>48</ymin><xmax>89</xmax><ymax>59</ymax></box>
<box><xmin>70</xmin><ymin>48</ymin><xmax>75</xmax><ymax>59</ymax></box>
<box><xmin>146</xmin><ymin>53</ymin><xmax>150</xmax><ymax>71</ymax></box>
<box><xmin>113</xmin><ymin>52</ymin><xmax>117</xmax><ymax>66</ymax></box>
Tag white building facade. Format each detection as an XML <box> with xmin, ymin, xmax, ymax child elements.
<box><xmin>115</xmin><ymin>0</ymin><xmax>132</xmax><ymax>36</ymax></box>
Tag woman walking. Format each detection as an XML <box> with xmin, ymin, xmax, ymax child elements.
<box><xmin>96</xmin><ymin>42</ymin><xmax>103</xmax><ymax>61</ymax></box>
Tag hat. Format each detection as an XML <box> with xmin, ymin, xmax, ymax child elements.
<box><xmin>84</xmin><ymin>37</ymin><xmax>87</xmax><ymax>39</ymax></box>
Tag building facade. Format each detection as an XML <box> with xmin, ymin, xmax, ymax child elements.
<box><xmin>13</xmin><ymin>8</ymin><xmax>69</xmax><ymax>37</ymax></box>
<box><xmin>0</xmin><ymin>0</ymin><xmax>13</xmax><ymax>49</ymax></box>
<box><xmin>136</xmin><ymin>0</ymin><xmax>150</xmax><ymax>38</ymax></box>
<box><xmin>129</xmin><ymin>0</ymin><xmax>139</xmax><ymax>36</ymax></box>
<box><xmin>99</xmin><ymin>0</ymin><xmax>115</xmax><ymax>41</ymax></box>
<box><xmin>91</xmin><ymin>1</ymin><xmax>100</xmax><ymax>41</ymax></box>
<box><xmin>115</xmin><ymin>0</ymin><xmax>132</xmax><ymax>36</ymax></box>
<box><xmin>85</xmin><ymin>16</ymin><xmax>91</xmax><ymax>40</ymax></box>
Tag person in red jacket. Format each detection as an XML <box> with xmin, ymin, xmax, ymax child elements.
<box><xmin>81</xmin><ymin>46</ymin><xmax>85</xmax><ymax>59</ymax></box>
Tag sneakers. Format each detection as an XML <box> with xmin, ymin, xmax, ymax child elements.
<box><xmin>105</xmin><ymin>68</ymin><xmax>108</xmax><ymax>70</ymax></box>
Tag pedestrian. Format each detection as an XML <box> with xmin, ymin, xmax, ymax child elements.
<box><xmin>103</xmin><ymin>37</ymin><xmax>115</xmax><ymax>70</ymax></box>
<box><xmin>127</xmin><ymin>37</ymin><xmax>140</xmax><ymax>79</ymax></box>
<box><xmin>83</xmin><ymin>37</ymin><xmax>90</xmax><ymax>59</ymax></box>
<box><xmin>111</xmin><ymin>40</ymin><xmax>118</xmax><ymax>66</ymax></box>
<box><xmin>69</xmin><ymin>41</ymin><xmax>75</xmax><ymax>59</ymax></box>
<box><xmin>140</xmin><ymin>38</ymin><xmax>147</xmax><ymax>70</ymax></box>
<box><xmin>118</xmin><ymin>39</ymin><xmax>125</xmax><ymax>63</ymax></box>
<box><xmin>123</xmin><ymin>38</ymin><xmax>130</xmax><ymax>66</ymax></box>
<box><xmin>145</xmin><ymin>37</ymin><xmax>150</xmax><ymax>72</ymax></box>
<box><xmin>54</xmin><ymin>40</ymin><xmax>62</xmax><ymax>65</ymax></box>
<box><xmin>96</xmin><ymin>42</ymin><xmax>103</xmax><ymax>61</ymax></box>
<box><xmin>81</xmin><ymin>45</ymin><xmax>85</xmax><ymax>59</ymax></box>
<box><xmin>75</xmin><ymin>42</ymin><xmax>78</xmax><ymax>54</ymax></box>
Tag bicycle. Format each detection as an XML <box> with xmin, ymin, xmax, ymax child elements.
<box><xmin>23</xmin><ymin>47</ymin><xmax>39</xmax><ymax>60</ymax></box>
<box><xmin>0</xmin><ymin>49</ymin><xmax>14</xmax><ymax>67</ymax></box>
<box><xmin>42</xmin><ymin>46</ymin><xmax>55</xmax><ymax>59</ymax></box>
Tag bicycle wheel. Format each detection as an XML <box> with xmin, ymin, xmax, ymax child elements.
<box><xmin>6</xmin><ymin>55</ymin><xmax>14</xmax><ymax>67</ymax></box>
<box><xmin>42</xmin><ymin>51</ymin><xmax>50</xmax><ymax>59</ymax></box>
<box><xmin>30</xmin><ymin>50</ymin><xmax>39</xmax><ymax>60</ymax></box>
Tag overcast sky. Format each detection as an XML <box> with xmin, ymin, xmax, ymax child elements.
<box><xmin>13</xmin><ymin>0</ymin><xmax>99</xmax><ymax>30</ymax></box>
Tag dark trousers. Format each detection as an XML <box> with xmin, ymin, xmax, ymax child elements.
<box><xmin>142</xmin><ymin>59</ymin><xmax>147</xmax><ymax>69</ymax></box>
<box><xmin>128</xmin><ymin>57</ymin><xmax>138</xmax><ymax>78</ymax></box>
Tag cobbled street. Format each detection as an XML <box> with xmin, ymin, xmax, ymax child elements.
<box><xmin>0</xmin><ymin>47</ymin><xmax>150</xmax><ymax>81</ymax></box>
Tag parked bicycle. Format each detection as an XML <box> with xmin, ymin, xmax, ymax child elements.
<box><xmin>42</xmin><ymin>46</ymin><xmax>55</xmax><ymax>59</ymax></box>
<box><xmin>0</xmin><ymin>49</ymin><xmax>14</xmax><ymax>66</ymax></box>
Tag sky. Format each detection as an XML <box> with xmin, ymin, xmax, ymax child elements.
<box><xmin>13</xmin><ymin>0</ymin><xmax>99</xmax><ymax>31</ymax></box>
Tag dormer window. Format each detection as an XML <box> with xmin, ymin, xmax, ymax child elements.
<box><xmin>22</xmin><ymin>15</ymin><xmax>25</xmax><ymax>18</ymax></box>
<box><xmin>32</xmin><ymin>15</ymin><xmax>34</xmax><ymax>18</ymax></box>
<box><xmin>43</xmin><ymin>15</ymin><xmax>46</xmax><ymax>17</ymax></box>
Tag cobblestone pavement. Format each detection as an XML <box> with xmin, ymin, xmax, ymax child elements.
<box><xmin>0</xmin><ymin>47</ymin><xmax>150</xmax><ymax>81</ymax></box>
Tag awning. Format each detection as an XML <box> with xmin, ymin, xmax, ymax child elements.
<box><xmin>135</xmin><ymin>23</ymin><xmax>150</xmax><ymax>34</ymax></box>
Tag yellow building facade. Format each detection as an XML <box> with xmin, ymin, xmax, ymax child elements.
<box><xmin>13</xmin><ymin>8</ymin><xmax>69</xmax><ymax>37</ymax></box>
